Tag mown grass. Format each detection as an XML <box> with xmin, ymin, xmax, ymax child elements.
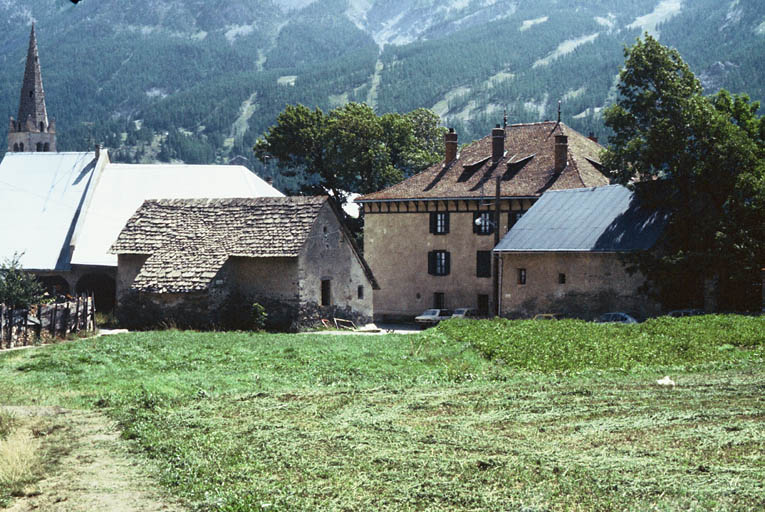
<box><xmin>0</xmin><ymin>316</ymin><xmax>763</xmax><ymax>511</ymax></box>
<box><xmin>0</xmin><ymin>410</ymin><xmax>42</xmax><ymax>506</ymax></box>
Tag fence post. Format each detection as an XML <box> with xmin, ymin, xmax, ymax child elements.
<box><xmin>52</xmin><ymin>302</ymin><xmax>58</xmax><ymax>338</ymax></box>
<box><xmin>91</xmin><ymin>293</ymin><xmax>97</xmax><ymax>331</ymax></box>
<box><xmin>75</xmin><ymin>297</ymin><xmax>81</xmax><ymax>333</ymax></box>
<box><xmin>0</xmin><ymin>304</ymin><xmax>5</xmax><ymax>349</ymax></box>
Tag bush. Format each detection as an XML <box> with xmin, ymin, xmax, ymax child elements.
<box><xmin>0</xmin><ymin>254</ymin><xmax>44</xmax><ymax>308</ymax></box>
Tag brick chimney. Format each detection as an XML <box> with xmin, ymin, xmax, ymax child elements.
<box><xmin>554</xmin><ymin>135</ymin><xmax>568</xmax><ymax>171</ymax></box>
<box><xmin>492</xmin><ymin>124</ymin><xmax>505</xmax><ymax>163</ymax></box>
<box><xmin>445</xmin><ymin>128</ymin><xmax>458</xmax><ymax>165</ymax></box>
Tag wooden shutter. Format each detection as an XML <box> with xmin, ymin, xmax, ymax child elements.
<box><xmin>443</xmin><ymin>213</ymin><xmax>450</xmax><ymax>234</ymax></box>
<box><xmin>429</xmin><ymin>213</ymin><xmax>437</xmax><ymax>234</ymax></box>
<box><xmin>444</xmin><ymin>252</ymin><xmax>451</xmax><ymax>275</ymax></box>
<box><xmin>428</xmin><ymin>251</ymin><xmax>435</xmax><ymax>275</ymax></box>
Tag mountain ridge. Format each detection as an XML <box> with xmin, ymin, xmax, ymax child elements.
<box><xmin>0</xmin><ymin>0</ymin><xmax>762</xmax><ymax>189</ymax></box>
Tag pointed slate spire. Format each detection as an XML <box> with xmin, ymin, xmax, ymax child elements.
<box><xmin>17</xmin><ymin>24</ymin><xmax>49</xmax><ymax>131</ymax></box>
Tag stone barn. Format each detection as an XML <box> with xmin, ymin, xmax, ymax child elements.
<box><xmin>494</xmin><ymin>185</ymin><xmax>668</xmax><ymax>319</ymax></box>
<box><xmin>111</xmin><ymin>196</ymin><xmax>378</xmax><ymax>330</ymax></box>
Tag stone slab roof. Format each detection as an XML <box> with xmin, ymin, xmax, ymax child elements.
<box><xmin>357</xmin><ymin>122</ymin><xmax>609</xmax><ymax>202</ymax></box>
<box><xmin>111</xmin><ymin>196</ymin><xmax>378</xmax><ymax>294</ymax></box>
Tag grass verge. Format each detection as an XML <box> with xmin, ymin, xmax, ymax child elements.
<box><xmin>0</xmin><ymin>410</ymin><xmax>42</xmax><ymax>506</ymax></box>
<box><xmin>0</xmin><ymin>316</ymin><xmax>762</xmax><ymax>511</ymax></box>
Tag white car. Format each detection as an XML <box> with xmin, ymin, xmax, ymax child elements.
<box><xmin>415</xmin><ymin>309</ymin><xmax>453</xmax><ymax>327</ymax></box>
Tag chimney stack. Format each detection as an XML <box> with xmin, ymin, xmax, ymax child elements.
<box><xmin>444</xmin><ymin>128</ymin><xmax>458</xmax><ymax>165</ymax></box>
<box><xmin>588</xmin><ymin>132</ymin><xmax>598</xmax><ymax>144</ymax></box>
<box><xmin>492</xmin><ymin>124</ymin><xmax>505</xmax><ymax>163</ymax></box>
<box><xmin>554</xmin><ymin>135</ymin><xmax>568</xmax><ymax>171</ymax></box>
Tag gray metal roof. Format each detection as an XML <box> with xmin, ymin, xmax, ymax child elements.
<box><xmin>494</xmin><ymin>184</ymin><xmax>668</xmax><ymax>253</ymax></box>
<box><xmin>0</xmin><ymin>152</ymin><xmax>99</xmax><ymax>270</ymax></box>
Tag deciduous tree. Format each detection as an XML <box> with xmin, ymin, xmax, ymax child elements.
<box><xmin>602</xmin><ymin>35</ymin><xmax>765</xmax><ymax>310</ymax></box>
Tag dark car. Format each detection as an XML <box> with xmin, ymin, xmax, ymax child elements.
<box><xmin>595</xmin><ymin>312</ymin><xmax>638</xmax><ymax>324</ymax></box>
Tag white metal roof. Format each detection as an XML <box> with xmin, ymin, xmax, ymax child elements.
<box><xmin>0</xmin><ymin>152</ymin><xmax>98</xmax><ymax>270</ymax></box>
<box><xmin>70</xmin><ymin>162</ymin><xmax>284</xmax><ymax>267</ymax></box>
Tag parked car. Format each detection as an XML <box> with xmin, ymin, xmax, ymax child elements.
<box><xmin>667</xmin><ymin>308</ymin><xmax>704</xmax><ymax>318</ymax></box>
<box><xmin>415</xmin><ymin>309</ymin><xmax>453</xmax><ymax>328</ymax></box>
<box><xmin>452</xmin><ymin>308</ymin><xmax>478</xmax><ymax>319</ymax></box>
<box><xmin>533</xmin><ymin>313</ymin><xmax>563</xmax><ymax>320</ymax></box>
<box><xmin>595</xmin><ymin>312</ymin><xmax>638</xmax><ymax>324</ymax></box>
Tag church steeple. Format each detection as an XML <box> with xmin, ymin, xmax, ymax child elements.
<box><xmin>8</xmin><ymin>24</ymin><xmax>57</xmax><ymax>153</ymax></box>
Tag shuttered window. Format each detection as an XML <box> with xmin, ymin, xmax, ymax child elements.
<box><xmin>429</xmin><ymin>212</ymin><xmax>449</xmax><ymax>234</ymax></box>
<box><xmin>428</xmin><ymin>251</ymin><xmax>450</xmax><ymax>276</ymax></box>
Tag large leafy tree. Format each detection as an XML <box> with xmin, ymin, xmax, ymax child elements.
<box><xmin>254</xmin><ymin>103</ymin><xmax>445</xmax><ymax>219</ymax></box>
<box><xmin>602</xmin><ymin>35</ymin><xmax>765</xmax><ymax>311</ymax></box>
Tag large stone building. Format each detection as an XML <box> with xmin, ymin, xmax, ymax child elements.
<box><xmin>111</xmin><ymin>197</ymin><xmax>378</xmax><ymax>329</ymax></box>
<box><xmin>494</xmin><ymin>184</ymin><xmax>668</xmax><ymax>319</ymax></box>
<box><xmin>357</xmin><ymin>121</ymin><xmax>609</xmax><ymax>320</ymax></box>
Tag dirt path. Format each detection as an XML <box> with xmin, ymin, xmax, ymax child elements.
<box><xmin>3</xmin><ymin>406</ymin><xmax>184</xmax><ymax>512</ymax></box>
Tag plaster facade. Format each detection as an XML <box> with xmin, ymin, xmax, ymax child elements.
<box><xmin>498</xmin><ymin>252</ymin><xmax>660</xmax><ymax>319</ymax></box>
<box><xmin>363</xmin><ymin>198</ymin><xmax>532</xmax><ymax>320</ymax></box>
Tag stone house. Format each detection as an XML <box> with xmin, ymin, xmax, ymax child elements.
<box><xmin>494</xmin><ymin>184</ymin><xmax>668</xmax><ymax>319</ymax></box>
<box><xmin>356</xmin><ymin>121</ymin><xmax>609</xmax><ymax>320</ymax></box>
<box><xmin>1</xmin><ymin>26</ymin><xmax>282</xmax><ymax>312</ymax></box>
<box><xmin>110</xmin><ymin>196</ymin><xmax>378</xmax><ymax>330</ymax></box>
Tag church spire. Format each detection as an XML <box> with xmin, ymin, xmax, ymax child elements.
<box><xmin>18</xmin><ymin>24</ymin><xmax>48</xmax><ymax>130</ymax></box>
<box><xmin>8</xmin><ymin>24</ymin><xmax>56</xmax><ymax>153</ymax></box>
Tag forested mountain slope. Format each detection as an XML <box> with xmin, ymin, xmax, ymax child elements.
<box><xmin>0</xmin><ymin>0</ymin><xmax>763</xmax><ymax>187</ymax></box>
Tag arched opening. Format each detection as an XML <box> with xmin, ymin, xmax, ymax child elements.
<box><xmin>37</xmin><ymin>275</ymin><xmax>71</xmax><ymax>298</ymax></box>
<box><xmin>13</xmin><ymin>143</ymin><xmax>19</xmax><ymax>152</ymax></box>
<box><xmin>76</xmin><ymin>273</ymin><xmax>116</xmax><ymax>313</ymax></box>
<box><xmin>43</xmin><ymin>142</ymin><xmax>50</xmax><ymax>152</ymax></box>
<box><xmin>19</xmin><ymin>143</ymin><xmax>24</xmax><ymax>151</ymax></box>
<box><xmin>36</xmin><ymin>142</ymin><xmax>43</xmax><ymax>152</ymax></box>
<box><xmin>40</xmin><ymin>122</ymin><xmax>45</xmax><ymax>132</ymax></box>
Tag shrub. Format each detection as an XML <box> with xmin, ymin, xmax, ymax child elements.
<box><xmin>0</xmin><ymin>254</ymin><xmax>44</xmax><ymax>308</ymax></box>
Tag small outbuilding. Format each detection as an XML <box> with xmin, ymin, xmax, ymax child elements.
<box><xmin>494</xmin><ymin>184</ymin><xmax>668</xmax><ymax>319</ymax></box>
<box><xmin>111</xmin><ymin>196</ymin><xmax>378</xmax><ymax>330</ymax></box>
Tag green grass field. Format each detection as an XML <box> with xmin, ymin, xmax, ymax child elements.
<box><xmin>1</xmin><ymin>316</ymin><xmax>763</xmax><ymax>511</ymax></box>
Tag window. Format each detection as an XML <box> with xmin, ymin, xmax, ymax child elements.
<box><xmin>517</xmin><ymin>268</ymin><xmax>527</xmax><ymax>285</ymax></box>
<box><xmin>433</xmin><ymin>292</ymin><xmax>445</xmax><ymax>309</ymax></box>
<box><xmin>13</xmin><ymin>143</ymin><xmax>19</xmax><ymax>152</ymax></box>
<box><xmin>507</xmin><ymin>210</ymin><xmax>526</xmax><ymax>230</ymax></box>
<box><xmin>428</xmin><ymin>250</ymin><xmax>450</xmax><ymax>276</ymax></box>
<box><xmin>429</xmin><ymin>212</ymin><xmax>449</xmax><ymax>234</ymax></box>
<box><xmin>473</xmin><ymin>211</ymin><xmax>494</xmax><ymax>235</ymax></box>
<box><xmin>19</xmin><ymin>143</ymin><xmax>24</xmax><ymax>152</ymax></box>
<box><xmin>39</xmin><ymin>122</ymin><xmax>44</xmax><ymax>132</ymax></box>
<box><xmin>321</xmin><ymin>279</ymin><xmax>331</xmax><ymax>306</ymax></box>
<box><xmin>357</xmin><ymin>285</ymin><xmax>364</xmax><ymax>300</ymax></box>
<box><xmin>476</xmin><ymin>251</ymin><xmax>491</xmax><ymax>278</ymax></box>
<box><xmin>558</xmin><ymin>273</ymin><xmax>566</xmax><ymax>284</ymax></box>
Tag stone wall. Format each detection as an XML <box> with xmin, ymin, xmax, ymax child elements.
<box><xmin>362</xmin><ymin>198</ymin><xmax>532</xmax><ymax>320</ymax></box>
<box><xmin>499</xmin><ymin>252</ymin><xmax>660</xmax><ymax>319</ymax></box>
<box><xmin>298</xmin><ymin>203</ymin><xmax>374</xmax><ymax>320</ymax></box>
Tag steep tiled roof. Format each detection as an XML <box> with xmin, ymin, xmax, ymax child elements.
<box><xmin>358</xmin><ymin>122</ymin><xmax>609</xmax><ymax>202</ymax></box>
<box><xmin>111</xmin><ymin>197</ymin><xmax>328</xmax><ymax>293</ymax></box>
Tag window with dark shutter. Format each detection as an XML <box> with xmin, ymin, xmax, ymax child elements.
<box><xmin>430</xmin><ymin>212</ymin><xmax>449</xmax><ymax>234</ymax></box>
<box><xmin>476</xmin><ymin>251</ymin><xmax>491</xmax><ymax>278</ymax></box>
<box><xmin>428</xmin><ymin>250</ymin><xmax>450</xmax><ymax>276</ymax></box>
<box><xmin>517</xmin><ymin>268</ymin><xmax>526</xmax><ymax>285</ymax></box>
<box><xmin>507</xmin><ymin>210</ymin><xmax>526</xmax><ymax>230</ymax></box>
<box><xmin>473</xmin><ymin>211</ymin><xmax>494</xmax><ymax>235</ymax></box>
